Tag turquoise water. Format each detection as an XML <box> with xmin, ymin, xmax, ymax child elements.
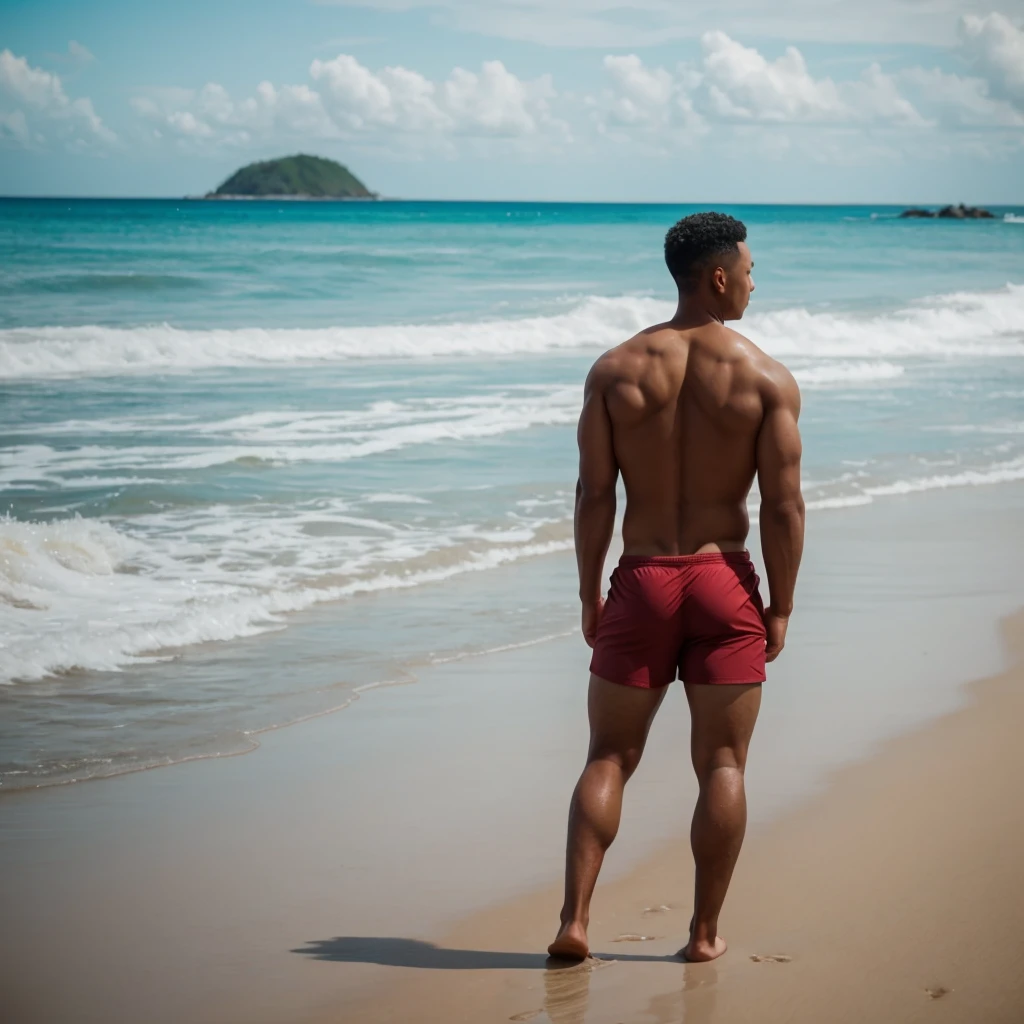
<box><xmin>2</xmin><ymin>199</ymin><xmax>1023</xmax><ymax>788</ymax></box>
<box><xmin>3</xmin><ymin>200</ymin><xmax>1024</xmax><ymax>329</ymax></box>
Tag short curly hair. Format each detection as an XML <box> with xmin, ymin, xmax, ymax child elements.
<box><xmin>664</xmin><ymin>212</ymin><xmax>747</xmax><ymax>291</ymax></box>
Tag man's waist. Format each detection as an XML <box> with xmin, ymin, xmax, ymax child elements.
<box><xmin>620</xmin><ymin>536</ymin><xmax>749</xmax><ymax>557</ymax></box>
<box><xmin>618</xmin><ymin>547</ymin><xmax>752</xmax><ymax>569</ymax></box>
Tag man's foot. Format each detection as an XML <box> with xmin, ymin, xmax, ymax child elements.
<box><xmin>548</xmin><ymin>921</ymin><xmax>590</xmax><ymax>960</ymax></box>
<box><xmin>680</xmin><ymin>935</ymin><xmax>728</xmax><ymax>962</ymax></box>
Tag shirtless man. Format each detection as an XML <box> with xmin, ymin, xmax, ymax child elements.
<box><xmin>548</xmin><ymin>212</ymin><xmax>805</xmax><ymax>963</ymax></box>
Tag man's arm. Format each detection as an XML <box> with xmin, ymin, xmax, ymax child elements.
<box><xmin>756</xmin><ymin>367</ymin><xmax>805</xmax><ymax>663</ymax></box>
<box><xmin>576</xmin><ymin>364</ymin><xmax>619</xmax><ymax>647</ymax></box>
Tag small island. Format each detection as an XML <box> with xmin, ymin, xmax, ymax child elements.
<box><xmin>206</xmin><ymin>154</ymin><xmax>376</xmax><ymax>200</ymax></box>
<box><xmin>900</xmin><ymin>203</ymin><xmax>995</xmax><ymax>219</ymax></box>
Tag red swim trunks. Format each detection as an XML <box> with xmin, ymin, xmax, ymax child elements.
<box><xmin>590</xmin><ymin>552</ymin><xmax>766</xmax><ymax>688</ymax></box>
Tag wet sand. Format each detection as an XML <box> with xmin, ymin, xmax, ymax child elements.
<box><xmin>2</xmin><ymin>484</ymin><xmax>1024</xmax><ymax>1023</ymax></box>
<box><xmin>325</xmin><ymin>606</ymin><xmax>1024</xmax><ymax>1023</ymax></box>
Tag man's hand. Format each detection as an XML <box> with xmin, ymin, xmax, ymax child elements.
<box><xmin>763</xmin><ymin>607</ymin><xmax>790</xmax><ymax>663</ymax></box>
<box><xmin>582</xmin><ymin>597</ymin><xmax>605</xmax><ymax>648</ymax></box>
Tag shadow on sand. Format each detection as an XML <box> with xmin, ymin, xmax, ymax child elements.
<box><xmin>292</xmin><ymin>936</ymin><xmax>682</xmax><ymax>970</ymax></box>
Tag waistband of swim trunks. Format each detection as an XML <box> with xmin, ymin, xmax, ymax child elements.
<box><xmin>618</xmin><ymin>550</ymin><xmax>752</xmax><ymax>567</ymax></box>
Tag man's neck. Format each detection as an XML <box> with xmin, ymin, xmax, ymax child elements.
<box><xmin>671</xmin><ymin>292</ymin><xmax>725</xmax><ymax>328</ymax></box>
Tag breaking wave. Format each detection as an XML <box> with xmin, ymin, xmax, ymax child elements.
<box><xmin>1</xmin><ymin>284</ymin><xmax>1021</xmax><ymax>379</ymax></box>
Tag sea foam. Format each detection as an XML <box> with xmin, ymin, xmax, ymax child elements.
<box><xmin>792</xmin><ymin>361</ymin><xmax>904</xmax><ymax>386</ymax></box>
<box><xmin>1</xmin><ymin>388</ymin><xmax>584</xmax><ymax>488</ymax></box>
<box><xmin>1</xmin><ymin>284</ymin><xmax>1021</xmax><ymax>379</ymax></box>
<box><xmin>5</xmin><ymin>450</ymin><xmax>1024</xmax><ymax>683</ymax></box>
<box><xmin>0</xmin><ymin>504</ymin><xmax>576</xmax><ymax>685</ymax></box>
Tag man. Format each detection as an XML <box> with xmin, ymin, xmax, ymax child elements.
<box><xmin>548</xmin><ymin>212</ymin><xmax>805</xmax><ymax>964</ymax></box>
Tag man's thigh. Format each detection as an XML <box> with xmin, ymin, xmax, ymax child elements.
<box><xmin>587</xmin><ymin>674</ymin><xmax>669</xmax><ymax>764</ymax></box>
<box><xmin>683</xmin><ymin>682</ymin><xmax>761</xmax><ymax>772</ymax></box>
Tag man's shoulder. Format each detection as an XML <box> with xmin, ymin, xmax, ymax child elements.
<box><xmin>719</xmin><ymin>326</ymin><xmax>798</xmax><ymax>398</ymax></box>
<box><xmin>584</xmin><ymin>347</ymin><xmax>622</xmax><ymax>393</ymax></box>
<box><xmin>585</xmin><ymin>330</ymin><xmax>660</xmax><ymax>386</ymax></box>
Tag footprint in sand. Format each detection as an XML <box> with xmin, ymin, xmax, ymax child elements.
<box><xmin>925</xmin><ymin>986</ymin><xmax>951</xmax><ymax>1000</ymax></box>
<box><xmin>611</xmin><ymin>933</ymin><xmax>659</xmax><ymax>942</ymax></box>
<box><xmin>750</xmin><ymin>954</ymin><xmax>792</xmax><ymax>964</ymax></box>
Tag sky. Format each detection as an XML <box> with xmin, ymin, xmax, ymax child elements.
<box><xmin>1</xmin><ymin>0</ymin><xmax>1023</xmax><ymax>202</ymax></box>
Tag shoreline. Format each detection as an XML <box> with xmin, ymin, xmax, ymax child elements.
<box><xmin>0</xmin><ymin>628</ymin><xmax>577</xmax><ymax>797</ymax></box>
<box><xmin>2</xmin><ymin>483</ymin><xmax>1024</xmax><ymax>1023</ymax></box>
<box><xmin>6</xmin><ymin>475</ymin><xmax>1024</xmax><ymax>794</ymax></box>
<box><xmin>333</xmin><ymin>607</ymin><xmax>1024</xmax><ymax>1023</ymax></box>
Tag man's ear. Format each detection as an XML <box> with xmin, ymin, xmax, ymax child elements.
<box><xmin>711</xmin><ymin>265</ymin><xmax>727</xmax><ymax>294</ymax></box>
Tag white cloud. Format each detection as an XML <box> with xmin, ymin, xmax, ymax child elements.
<box><xmin>846</xmin><ymin>64</ymin><xmax>927</xmax><ymax>125</ymax></box>
<box><xmin>900</xmin><ymin>67</ymin><xmax>1024</xmax><ymax>128</ymax></box>
<box><xmin>599</xmin><ymin>55</ymin><xmax>702</xmax><ymax>132</ymax></box>
<box><xmin>310</xmin><ymin>55</ymin><xmax>449</xmax><ymax>132</ymax></box>
<box><xmin>700</xmin><ymin>32</ymin><xmax>846</xmax><ymax>122</ymax></box>
<box><xmin>134</xmin><ymin>54</ymin><xmax>563</xmax><ymax>151</ymax></box>
<box><xmin>133</xmin><ymin>80</ymin><xmax>337</xmax><ymax>146</ymax></box>
<box><xmin>67</xmin><ymin>41</ymin><xmax>95</xmax><ymax>64</ymax></box>
<box><xmin>0</xmin><ymin>49</ymin><xmax>114</xmax><ymax>148</ymax></box>
<box><xmin>698</xmin><ymin>33</ymin><xmax>930</xmax><ymax>125</ymax></box>
<box><xmin>0</xmin><ymin>49</ymin><xmax>69</xmax><ymax>108</ymax></box>
<box><xmin>128</xmin><ymin>15</ymin><xmax>1024</xmax><ymax>166</ymax></box>
<box><xmin>959</xmin><ymin>12</ymin><xmax>1024</xmax><ymax>106</ymax></box>
<box><xmin>861</xmin><ymin>13</ymin><xmax>1024</xmax><ymax>131</ymax></box>
<box><xmin>0</xmin><ymin>109</ymin><xmax>31</xmax><ymax>146</ymax></box>
<box><xmin>442</xmin><ymin>61</ymin><xmax>556</xmax><ymax>136</ymax></box>
<box><xmin>312</xmin><ymin>0</ymin><xmax>1011</xmax><ymax>47</ymax></box>
<box><xmin>167</xmin><ymin>110</ymin><xmax>214</xmax><ymax>139</ymax></box>
<box><xmin>593</xmin><ymin>33</ymin><xmax>927</xmax><ymax>133</ymax></box>
<box><xmin>253</xmin><ymin>82</ymin><xmax>337</xmax><ymax>138</ymax></box>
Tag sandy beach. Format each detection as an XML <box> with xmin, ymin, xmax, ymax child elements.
<box><xmin>335</xmin><ymin>607</ymin><xmax>1024</xmax><ymax>1024</ymax></box>
<box><xmin>2</xmin><ymin>482</ymin><xmax>1024</xmax><ymax>1023</ymax></box>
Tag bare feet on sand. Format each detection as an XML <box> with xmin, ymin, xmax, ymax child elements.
<box><xmin>680</xmin><ymin>935</ymin><xmax>728</xmax><ymax>962</ymax></box>
<box><xmin>547</xmin><ymin>921</ymin><xmax>590</xmax><ymax>960</ymax></box>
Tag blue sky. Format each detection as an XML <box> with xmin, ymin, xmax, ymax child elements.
<box><xmin>1</xmin><ymin>0</ymin><xmax>1023</xmax><ymax>201</ymax></box>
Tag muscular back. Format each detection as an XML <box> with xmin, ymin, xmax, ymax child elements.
<box><xmin>583</xmin><ymin>321</ymin><xmax>797</xmax><ymax>556</ymax></box>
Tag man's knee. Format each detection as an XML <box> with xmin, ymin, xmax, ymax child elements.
<box><xmin>587</xmin><ymin>742</ymin><xmax>645</xmax><ymax>779</ymax></box>
<box><xmin>692</xmin><ymin>744</ymin><xmax>747</xmax><ymax>782</ymax></box>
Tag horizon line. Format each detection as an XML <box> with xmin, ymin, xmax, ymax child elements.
<box><xmin>0</xmin><ymin>195</ymin><xmax>1021</xmax><ymax>207</ymax></box>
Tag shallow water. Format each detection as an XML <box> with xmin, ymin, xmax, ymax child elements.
<box><xmin>2</xmin><ymin>199</ymin><xmax>1023</xmax><ymax>787</ymax></box>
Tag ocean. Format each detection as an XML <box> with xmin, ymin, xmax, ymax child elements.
<box><xmin>2</xmin><ymin>198</ymin><xmax>1023</xmax><ymax>790</ymax></box>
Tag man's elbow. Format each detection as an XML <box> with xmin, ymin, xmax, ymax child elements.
<box><xmin>577</xmin><ymin>480</ymin><xmax>616</xmax><ymax>507</ymax></box>
<box><xmin>761</xmin><ymin>495</ymin><xmax>805</xmax><ymax>523</ymax></box>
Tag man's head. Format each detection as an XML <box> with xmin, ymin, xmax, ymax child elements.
<box><xmin>664</xmin><ymin>212</ymin><xmax>754</xmax><ymax>320</ymax></box>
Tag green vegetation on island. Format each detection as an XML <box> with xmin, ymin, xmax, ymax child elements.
<box><xmin>208</xmin><ymin>154</ymin><xmax>375</xmax><ymax>200</ymax></box>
